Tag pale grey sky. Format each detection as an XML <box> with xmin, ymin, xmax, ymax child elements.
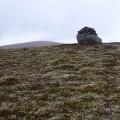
<box><xmin>0</xmin><ymin>0</ymin><xmax>120</xmax><ymax>46</ymax></box>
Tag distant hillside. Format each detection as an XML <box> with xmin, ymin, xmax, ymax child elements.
<box><xmin>0</xmin><ymin>41</ymin><xmax>61</xmax><ymax>49</ymax></box>
<box><xmin>0</xmin><ymin>43</ymin><xmax>120</xmax><ymax>119</ymax></box>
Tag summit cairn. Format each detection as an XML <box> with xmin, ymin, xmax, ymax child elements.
<box><xmin>77</xmin><ymin>27</ymin><xmax>102</xmax><ymax>44</ymax></box>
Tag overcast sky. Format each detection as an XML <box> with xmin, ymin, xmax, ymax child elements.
<box><xmin>0</xmin><ymin>0</ymin><xmax>120</xmax><ymax>46</ymax></box>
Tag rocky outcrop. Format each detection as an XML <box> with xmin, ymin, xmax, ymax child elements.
<box><xmin>77</xmin><ymin>27</ymin><xmax>102</xmax><ymax>45</ymax></box>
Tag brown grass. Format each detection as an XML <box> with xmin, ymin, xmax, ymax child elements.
<box><xmin>0</xmin><ymin>43</ymin><xmax>120</xmax><ymax>119</ymax></box>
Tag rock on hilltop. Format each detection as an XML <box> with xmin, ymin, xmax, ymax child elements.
<box><xmin>77</xmin><ymin>27</ymin><xmax>102</xmax><ymax>44</ymax></box>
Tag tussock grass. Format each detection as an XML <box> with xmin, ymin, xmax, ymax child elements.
<box><xmin>0</xmin><ymin>43</ymin><xmax>120</xmax><ymax>119</ymax></box>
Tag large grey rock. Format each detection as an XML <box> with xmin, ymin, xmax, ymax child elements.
<box><xmin>77</xmin><ymin>34</ymin><xmax>102</xmax><ymax>45</ymax></box>
<box><xmin>77</xmin><ymin>27</ymin><xmax>102</xmax><ymax>45</ymax></box>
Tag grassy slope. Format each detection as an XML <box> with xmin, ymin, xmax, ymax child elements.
<box><xmin>0</xmin><ymin>43</ymin><xmax>120</xmax><ymax>120</ymax></box>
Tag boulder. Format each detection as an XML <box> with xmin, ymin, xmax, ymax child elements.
<box><xmin>77</xmin><ymin>27</ymin><xmax>102</xmax><ymax>45</ymax></box>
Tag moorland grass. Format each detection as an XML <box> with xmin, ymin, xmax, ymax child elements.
<box><xmin>0</xmin><ymin>43</ymin><xmax>120</xmax><ymax>119</ymax></box>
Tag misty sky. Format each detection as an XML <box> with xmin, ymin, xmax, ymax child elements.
<box><xmin>0</xmin><ymin>0</ymin><xmax>120</xmax><ymax>46</ymax></box>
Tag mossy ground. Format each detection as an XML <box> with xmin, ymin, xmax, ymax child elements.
<box><xmin>0</xmin><ymin>43</ymin><xmax>120</xmax><ymax>120</ymax></box>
